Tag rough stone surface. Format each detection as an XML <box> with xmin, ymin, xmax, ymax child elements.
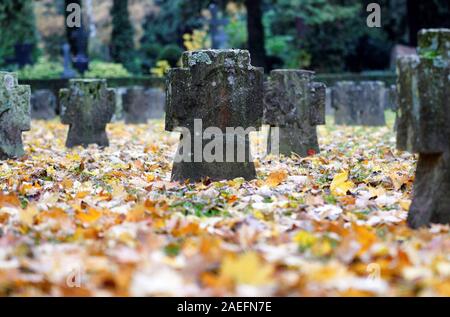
<box><xmin>31</xmin><ymin>89</ymin><xmax>57</xmax><ymax>120</ymax></box>
<box><xmin>332</xmin><ymin>81</ymin><xmax>386</xmax><ymax>126</ymax></box>
<box><xmin>396</xmin><ymin>29</ymin><xmax>450</xmax><ymax>228</ymax></box>
<box><xmin>0</xmin><ymin>72</ymin><xmax>31</xmax><ymax>160</ymax></box>
<box><xmin>60</xmin><ymin>79</ymin><xmax>115</xmax><ymax>148</ymax></box>
<box><xmin>166</xmin><ymin>49</ymin><xmax>264</xmax><ymax>182</ymax></box>
<box><xmin>123</xmin><ymin>87</ymin><xmax>165</xmax><ymax>124</ymax></box>
<box><xmin>263</xmin><ymin>69</ymin><xmax>326</xmax><ymax>156</ymax></box>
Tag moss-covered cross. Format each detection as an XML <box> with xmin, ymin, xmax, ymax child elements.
<box><xmin>60</xmin><ymin>79</ymin><xmax>115</xmax><ymax>148</ymax></box>
<box><xmin>0</xmin><ymin>72</ymin><xmax>31</xmax><ymax>160</ymax></box>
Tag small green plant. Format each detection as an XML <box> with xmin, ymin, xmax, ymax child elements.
<box><xmin>84</xmin><ymin>61</ymin><xmax>131</xmax><ymax>78</ymax></box>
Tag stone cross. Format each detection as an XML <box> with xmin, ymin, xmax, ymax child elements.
<box><xmin>166</xmin><ymin>49</ymin><xmax>264</xmax><ymax>182</ymax></box>
<box><xmin>332</xmin><ymin>81</ymin><xmax>386</xmax><ymax>126</ymax></box>
<box><xmin>31</xmin><ymin>89</ymin><xmax>57</xmax><ymax>120</ymax></box>
<box><xmin>397</xmin><ymin>29</ymin><xmax>450</xmax><ymax>229</ymax></box>
<box><xmin>123</xmin><ymin>87</ymin><xmax>165</xmax><ymax>124</ymax></box>
<box><xmin>60</xmin><ymin>79</ymin><xmax>115</xmax><ymax>148</ymax></box>
<box><xmin>384</xmin><ymin>85</ymin><xmax>397</xmax><ymax>111</ymax></box>
<box><xmin>209</xmin><ymin>3</ymin><xmax>229</xmax><ymax>49</ymax></box>
<box><xmin>263</xmin><ymin>70</ymin><xmax>326</xmax><ymax>157</ymax></box>
<box><xmin>0</xmin><ymin>72</ymin><xmax>31</xmax><ymax>160</ymax></box>
<box><xmin>61</xmin><ymin>43</ymin><xmax>77</xmax><ymax>79</ymax></box>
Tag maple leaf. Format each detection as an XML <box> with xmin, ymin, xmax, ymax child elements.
<box><xmin>330</xmin><ymin>170</ymin><xmax>355</xmax><ymax>196</ymax></box>
<box><xmin>265</xmin><ymin>170</ymin><xmax>288</xmax><ymax>187</ymax></box>
<box><xmin>220</xmin><ymin>252</ymin><xmax>274</xmax><ymax>286</ymax></box>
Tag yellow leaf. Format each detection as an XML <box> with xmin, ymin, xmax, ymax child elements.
<box><xmin>76</xmin><ymin>207</ymin><xmax>102</xmax><ymax>224</ymax></box>
<box><xmin>19</xmin><ymin>206</ymin><xmax>39</xmax><ymax>227</ymax></box>
<box><xmin>266</xmin><ymin>170</ymin><xmax>288</xmax><ymax>187</ymax></box>
<box><xmin>294</xmin><ymin>231</ymin><xmax>317</xmax><ymax>250</ymax></box>
<box><xmin>330</xmin><ymin>171</ymin><xmax>355</xmax><ymax>196</ymax></box>
<box><xmin>220</xmin><ymin>252</ymin><xmax>274</xmax><ymax>286</ymax></box>
<box><xmin>399</xmin><ymin>200</ymin><xmax>411</xmax><ymax>211</ymax></box>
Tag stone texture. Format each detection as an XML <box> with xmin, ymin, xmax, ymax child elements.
<box><xmin>31</xmin><ymin>89</ymin><xmax>57</xmax><ymax>120</ymax></box>
<box><xmin>60</xmin><ymin>79</ymin><xmax>115</xmax><ymax>148</ymax></box>
<box><xmin>166</xmin><ymin>49</ymin><xmax>264</xmax><ymax>182</ymax></box>
<box><xmin>123</xmin><ymin>87</ymin><xmax>165</xmax><ymax>124</ymax></box>
<box><xmin>263</xmin><ymin>69</ymin><xmax>326</xmax><ymax>156</ymax></box>
<box><xmin>0</xmin><ymin>72</ymin><xmax>31</xmax><ymax>160</ymax></box>
<box><xmin>332</xmin><ymin>81</ymin><xmax>386</xmax><ymax>126</ymax></box>
<box><xmin>396</xmin><ymin>29</ymin><xmax>450</xmax><ymax>228</ymax></box>
<box><xmin>111</xmin><ymin>87</ymin><xmax>127</xmax><ymax>122</ymax></box>
<box><xmin>384</xmin><ymin>85</ymin><xmax>398</xmax><ymax>111</ymax></box>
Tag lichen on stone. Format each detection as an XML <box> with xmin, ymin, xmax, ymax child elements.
<box><xmin>188</xmin><ymin>51</ymin><xmax>213</xmax><ymax>67</ymax></box>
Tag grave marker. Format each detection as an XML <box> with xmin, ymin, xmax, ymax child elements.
<box><xmin>263</xmin><ymin>70</ymin><xmax>326</xmax><ymax>156</ymax></box>
<box><xmin>397</xmin><ymin>29</ymin><xmax>450</xmax><ymax>228</ymax></box>
<box><xmin>60</xmin><ymin>79</ymin><xmax>115</xmax><ymax>148</ymax></box>
<box><xmin>0</xmin><ymin>72</ymin><xmax>31</xmax><ymax>159</ymax></box>
<box><xmin>166</xmin><ymin>49</ymin><xmax>264</xmax><ymax>182</ymax></box>
<box><xmin>332</xmin><ymin>81</ymin><xmax>386</xmax><ymax>126</ymax></box>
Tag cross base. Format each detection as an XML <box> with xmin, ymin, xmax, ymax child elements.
<box><xmin>268</xmin><ymin>126</ymin><xmax>319</xmax><ymax>157</ymax></box>
<box><xmin>407</xmin><ymin>151</ymin><xmax>450</xmax><ymax>228</ymax></box>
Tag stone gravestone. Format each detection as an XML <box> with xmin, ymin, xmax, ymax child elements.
<box><xmin>397</xmin><ymin>29</ymin><xmax>450</xmax><ymax>228</ymax></box>
<box><xmin>60</xmin><ymin>79</ymin><xmax>115</xmax><ymax>148</ymax></box>
<box><xmin>0</xmin><ymin>72</ymin><xmax>31</xmax><ymax>160</ymax></box>
<box><xmin>31</xmin><ymin>90</ymin><xmax>57</xmax><ymax>120</ymax></box>
<box><xmin>147</xmin><ymin>88</ymin><xmax>165</xmax><ymax>119</ymax></box>
<box><xmin>263</xmin><ymin>70</ymin><xmax>326</xmax><ymax>157</ymax></box>
<box><xmin>166</xmin><ymin>49</ymin><xmax>264</xmax><ymax>182</ymax></box>
<box><xmin>123</xmin><ymin>87</ymin><xmax>165</xmax><ymax>124</ymax></box>
<box><xmin>384</xmin><ymin>85</ymin><xmax>397</xmax><ymax>111</ymax></box>
<box><xmin>332</xmin><ymin>81</ymin><xmax>386</xmax><ymax>126</ymax></box>
<box><xmin>325</xmin><ymin>88</ymin><xmax>334</xmax><ymax>116</ymax></box>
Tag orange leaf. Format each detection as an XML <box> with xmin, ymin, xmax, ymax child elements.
<box><xmin>266</xmin><ymin>170</ymin><xmax>288</xmax><ymax>187</ymax></box>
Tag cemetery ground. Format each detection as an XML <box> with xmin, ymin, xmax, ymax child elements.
<box><xmin>1</xmin><ymin>112</ymin><xmax>450</xmax><ymax>297</ymax></box>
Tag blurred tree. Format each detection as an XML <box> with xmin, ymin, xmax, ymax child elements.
<box><xmin>245</xmin><ymin>0</ymin><xmax>267</xmax><ymax>68</ymax></box>
<box><xmin>139</xmin><ymin>0</ymin><xmax>207</xmax><ymax>72</ymax></box>
<box><xmin>110</xmin><ymin>0</ymin><xmax>137</xmax><ymax>72</ymax></box>
<box><xmin>0</xmin><ymin>0</ymin><xmax>39</xmax><ymax>67</ymax></box>
<box><xmin>407</xmin><ymin>0</ymin><xmax>450</xmax><ymax>46</ymax></box>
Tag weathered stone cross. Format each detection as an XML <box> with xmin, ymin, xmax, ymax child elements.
<box><xmin>263</xmin><ymin>70</ymin><xmax>326</xmax><ymax>156</ymax></box>
<box><xmin>166</xmin><ymin>49</ymin><xmax>264</xmax><ymax>182</ymax></box>
<box><xmin>0</xmin><ymin>72</ymin><xmax>31</xmax><ymax>160</ymax></box>
<box><xmin>397</xmin><ymin>29</ymin><xmax>450</xmax><ymax>228</ymax></box>
<box><xmin>332</xmin><ymin>81</ymin><xmax>386</xmax><ymax>126</ymax></box>
<box><xmin>60</xmin><ymin>79</ymin><xmax>115</xmax><ymax>148</ymax></box>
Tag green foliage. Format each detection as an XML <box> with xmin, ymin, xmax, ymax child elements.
<box><xmin>110</xmin><ymin>0</ymin><xmax>137</xmax><ymax>73</ymax></box>
<box><xmin>157</xmin><ymin>45</ymin><xmax>183</xmax><ymax>67</ymax></box>
<box><xmin>84</xmin><ymin>61</ymin><xmax>131</xmax><ymax>78</ymax></box>
<box><xmin>18</xmin><ymin>58</ymin><xmax>63</xmax><ymax>80</ymax></box>
<box><xmin>139</xmin><ymin>0</ymin><xmax>209</xmax><ymax>70</ymax></box>
<box><xmin>0</xmin><ymin>0</ymin><xmax>39</xmax><ymax>67</ymax></box>
<box><xmin>225</xmin><ymin>15</ymin><xmax>248</xmax><ymax>48</ymax></box>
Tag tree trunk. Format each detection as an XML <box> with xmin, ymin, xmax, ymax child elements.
<box><xmin>407</xmin><ymin>0</ymin><xmax>420</xmax><ymax>46</ymax></box>
<box><xmin>245</xmin><ymin>0</ymin><xmax>266</xmax><ymax>69</ymax></box>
